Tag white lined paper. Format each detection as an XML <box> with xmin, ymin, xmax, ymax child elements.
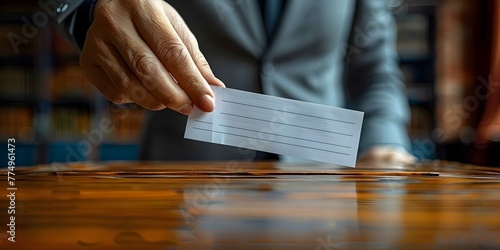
<box><xmin>184</xmin><ymin>87</ymin><xmax>363</xmax><ymax>167</ymax></box>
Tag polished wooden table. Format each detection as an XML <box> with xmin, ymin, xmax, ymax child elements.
<box><xmin>1</xmin><ymin>161</ymin><xmax>500</xmax><ymax>249</ymax></box>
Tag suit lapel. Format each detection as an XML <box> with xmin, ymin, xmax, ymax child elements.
<box><xmin>229</xmin><ymin>0</ymin><xmax>266</xmax><ymax>58</ymax></box>
<box><xmin>265</xmin><ymin>0</ymin><xmax>305</xmax><ymax>57</ymax></box>
<box><xmin>220</xmin><ymin>0</ymin><xmax>305</xmax><ymax>58</ymax></box>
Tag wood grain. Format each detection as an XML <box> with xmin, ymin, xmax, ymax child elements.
<box><xmin>1</xmin><ymin>161</ymin><xmax>499</xmax><ymax>249</ymax></box>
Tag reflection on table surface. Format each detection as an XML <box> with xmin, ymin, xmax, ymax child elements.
<box><xmin>1</xmin><ymin>161</ymin><xmax>500</xmax><ymax>249</ymax></box>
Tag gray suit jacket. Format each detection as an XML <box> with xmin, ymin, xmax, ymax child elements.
<box><xmin>62</xmin><ymin>0</ymin><xmax>410</xmax><ymax>162</ymax></box>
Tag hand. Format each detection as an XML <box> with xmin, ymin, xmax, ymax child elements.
<box><xmin>357</xmin><ymin>146</ymin><xmax>416</xmax><ymax>165</ymax></box>
<box><xmin>80</xmin><ymin>0</ymin><xmax>225</xmax><ymax>114</ymax></box>
<box><xmin>471</xmin><ymin>122</ymin><xmax>500</xmax><ymax>165</ymax></box>
<box><xmin>474</xmin><ymin>124</ymin><xmax>500</xmax><ymax>147</ymax></box>
<box><xmin>473</xmin><ymin>91</ymin><xmax>500</xmax><ymax>147</ymax></box>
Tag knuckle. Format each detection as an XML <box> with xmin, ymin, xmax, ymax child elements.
<box><xmin>157</xmin><ymin>41</ymin><xmax>189</xmax><ymax>67</ymax></box>
<box><xmin>193</xmin><ymin>51</ymin><xmax>217</xmax><ymax>81</ymax></box>
<box><xmin>132</xmin><ymin>52</ymin><xmax>156</xmax><ymax>77</ymax></box>
<box><xmin>196</xmin><ymin>53</ymin><xmax>210</xmax><ymax>69</ymax></box>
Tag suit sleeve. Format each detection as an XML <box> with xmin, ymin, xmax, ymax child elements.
<box><xmin>344</xmin><ymin>0</ymin><xmax>411</xmax><ymax>154</ymax></box>
<box><xmin>55</xmin><ymin>0</ymin><xmax>96</xmax><ymax>51</ymax></box>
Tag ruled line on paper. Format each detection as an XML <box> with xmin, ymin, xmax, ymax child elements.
<box><xmin>221</xmin><ymin>100</ymin><xmax>356</xmax><ymax>124</ymax></box>
<box><xmin>194</xmin><ymin>120</ymin><xmax>212</xmax><ymax>125</ymax></box>
<box><xmin>219</xmin><ymin>112</ymin><xmax>354</xmax><ymax>137</ymax></box>
<box><xmin>192</xmin><ymin>127</ymin><xmax>350</xmax><ymax>156</ymax></box>
<box><xmin>184</xmin><ymin>86</ymin><xmax>364</xmax><ymax>167</ymax></box>
<box><xmin>218</xmin><ymin>124</ymin><xmax>352</xmax><ymax>149</ymax></box>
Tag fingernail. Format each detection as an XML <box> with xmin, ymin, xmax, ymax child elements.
<box><xmin>179</xmin><ymin>103</ymin><xmax>194</xmax><ymax>115</ymax></box>
<box><xmin>201</xmin><ymin>94</ymin><xmax>215</xmax><ymax>111</ymax></box>
<box><xmin>218</xmin><ymin>79</ymin><xmax>226</xmax><ymax>88</ymax></box>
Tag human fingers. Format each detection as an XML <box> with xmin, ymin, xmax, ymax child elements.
<box><xmin>89</xmin><ymin>0</ymin><xmax>195</xmax><ymax>113</ymax></box>
<box><xmin>162</xmin><ymin>2</ymin><xmax>225</xmax><ymax>88</ymax></box>
<box><xmin>132</xmin><ymin>0</ymin><xmax>218</xmax><ymax>112</ymax></box>
<box><xmin>358</xmin><ymin>147</ymin><xmax>416</xmax><ymax>165</ymax></box>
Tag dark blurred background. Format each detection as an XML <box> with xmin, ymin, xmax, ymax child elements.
<box><xmin>1</xmin><ymin>0</ymin><xmax>499</xmax><ymax>167</ymax></box>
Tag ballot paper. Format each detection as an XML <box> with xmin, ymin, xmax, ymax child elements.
<box><xmin>184</xmin><ymin>87</ymin><xmax>364</xmax><ymax>167</ymax></box>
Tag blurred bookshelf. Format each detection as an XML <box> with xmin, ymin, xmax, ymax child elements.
<box><xmin>0</xmin><ymin>1</ymin><xmax>145</xmax><ymax>167</ymax></box>
<box><xmin>394</xmin><ymin>0</ymin><xmax>438</xmax><ymax>159</ymax></box>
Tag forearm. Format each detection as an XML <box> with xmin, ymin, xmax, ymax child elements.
<box><xmin>344</xmin><ymin>0</ymin><xmax>411</xmax><ymax>154</ymax></box>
